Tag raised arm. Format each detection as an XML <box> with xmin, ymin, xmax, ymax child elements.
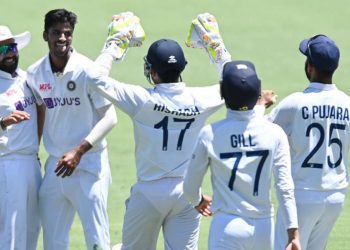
<box><xmin>186</xmin><ymin>13</ymin><xmax>231</xmax><ymax>78</ymax></box>
<box><xmin>94</xmin><ymin>12</ymin><xmax>145</xmax><ymax>76</ymax></box>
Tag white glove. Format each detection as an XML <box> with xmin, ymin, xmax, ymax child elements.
<box><xmin>186</xmin><ymin>13</ymin><xmax>231</xmax><ymax>76</ymax></box>
<box><xmin>102</xmin><ymin>12</ymin><xmax>146</xmax><ymax>61</ymax></box>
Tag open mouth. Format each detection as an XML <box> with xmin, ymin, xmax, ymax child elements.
<box><xmin>55</xmin><ymin>42</ymin><xmax>69</xmax><ymax>53</ymax></box>
<box><xmin>3</xmin><ymin>57</ymin><xmax>16</xmax><ymax>65</ymax></box>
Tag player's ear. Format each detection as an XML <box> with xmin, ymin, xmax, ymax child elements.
<box><xmin>43</xmin><ymin>31</ymin><xmax>48</xmax><ymax>42</ymax></box>
<box><xmin>151</xmin><ymin>70</ymin><xmax>161</xmax><ymax>84</ymax></box>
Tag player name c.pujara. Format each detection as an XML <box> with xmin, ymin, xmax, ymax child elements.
<box><xmin>153</xmin><ymin>103</ymin><xmax>200</xmax><ymax>117</ymax></box>
<box><xmin>301</xmin><ymin>105</ymin><xmax>349</xmax><ymax>121</ymax></box>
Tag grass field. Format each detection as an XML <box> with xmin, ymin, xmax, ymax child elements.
<box><xmin>3</xmin><ymin>0</ymin><xmax>350</xmax><ymax>249</ymax></box>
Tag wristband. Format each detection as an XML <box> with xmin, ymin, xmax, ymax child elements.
<box><xmin>0</xmin><ymin>117</ymin><xmax>6</xmax><ymax>130</ymax></box>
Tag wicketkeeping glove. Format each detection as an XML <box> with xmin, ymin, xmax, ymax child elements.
<box><xmin>102</xmin><ymin>12</ymin><xmax>146</xmax><ymax>61</ymax></box>
<box><xmin>186</xmin><ymin>13</ymin><xmax>231</xmax><ymax>69</ymax></box>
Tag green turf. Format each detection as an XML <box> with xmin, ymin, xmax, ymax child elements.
<box><xmin>3</xmin><ymin>0</ymin><xmax>350</xmax><ymax>249</ymax></box>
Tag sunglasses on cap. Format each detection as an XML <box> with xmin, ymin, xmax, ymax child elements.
<box><xmin>0</xmin><ymin>43</ymin><xmax>18</xmax><ymax>55</ymax></box>
<box><xmin>306</xmin><ymin>34</ymin><xmax>326</xmax><ymax>63</ymax></box>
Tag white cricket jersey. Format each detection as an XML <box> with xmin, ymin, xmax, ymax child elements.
<box><xmin>0</xmin><ymin>69</ymin><xmax>38</xmax><ymax>156</ymax></box>
<box><xmin>184</xmin><ymin>110</ymin><xmax>297</xmax><ymax>228</ymax></box>
<box><xmin>89</xmin><ymin>75</ymin><xmax>223</xmax><ymax>181</ymax></box>
<box><xmin>268</xmin><ymin>82</ymin><xmax>350</xmax><ymax>191</ymax></box>
<box><xmin>26</xmin><ymin>50</ymin><xmax>111</xmax><ymax>159</ymax></box>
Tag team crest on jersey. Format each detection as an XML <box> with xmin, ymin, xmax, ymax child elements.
<box><xmin>67</xmin><ymin>81</ymin><xmax>76</xmax><ymax>91</ymax></box>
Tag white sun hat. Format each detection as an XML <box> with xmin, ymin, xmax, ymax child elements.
<box><xmin>0</xmin><ymin>25</ymin><xmax>31</xmax><ymax>50</ymax></box>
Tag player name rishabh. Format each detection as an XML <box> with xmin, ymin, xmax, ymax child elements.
<box><xmin>153</xmin><ymin>103</ymin><xmax>200</xmax><ymax>117</ymax></box>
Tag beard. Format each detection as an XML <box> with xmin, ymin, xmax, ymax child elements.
<box><xmin>0</xmin><ymin>55</ymin><xmax>19</xmax><ymax>74</ymax></box>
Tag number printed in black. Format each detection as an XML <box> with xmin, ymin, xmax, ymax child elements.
<box><xmin>154</xmin><ymin>116</ymin><xmax>195</xmax><ymax>151</ymax></box>
<box><xmin>301</xmin><ymin>122</ymin><xmax>346</xmax><ymax>169</ymax></box>
<box><xmin>220</xmin><ymin>150</ymin><xmax>269</xmax><ymax>196</ymax></box>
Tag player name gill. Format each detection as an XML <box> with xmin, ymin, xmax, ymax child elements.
<box><xmin>301</xmin><ymin>105</ymin><xmax>349</xmax><ymax>120</ymax></box>
<box><xmin>231</xmin><ymin>134</ymin><xmax>255</xmax><ymax>148</ymax></box>
<box><xmin>153</xmin><ymin>104</ymin><xmax>200</xmax><ymax>117</ymax></box>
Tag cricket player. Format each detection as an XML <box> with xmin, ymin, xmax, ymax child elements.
<box><xmin>268</xmin><ymin>35</ymin><xmax>350</xmax><ymax>250</ymax></box>
<box><xmin>94</xmin><ymin>37</ymin><xmax>225</xmax><ymax>250</ymax></box>
<box><xmin>183</xmin><ymin>60</ymin><xmax>301</xmax><ymax>250</ymax></box>
<box><xmin>26</xmin><ymin>9</ymin><xmax>117</xmax><ymax>250</ymax></box>
<box><xmin>0</xmin><ymin>26</ymin><xmax>42</xmax><ymax>250</ymax></box>
<box><xmin>90</xmin><ymin>13</ymin><xmax>275</xmax><ymax>250</ymax></box>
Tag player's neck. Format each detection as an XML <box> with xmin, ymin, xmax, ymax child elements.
<box><xmin>49</xmin><ymin>53</ymin><xmax>70</xmax><ymax>73</ymax></box>
<box><xmin>310</xmin><ymin>76</ymin><xmax>333</xmax><ymax>84</ymax></box>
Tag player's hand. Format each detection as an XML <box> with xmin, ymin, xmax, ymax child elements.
<box><xmin>195</xmin><ymin>194</ymin><xmax>213</xmax><ymax>217</ymax></box>
<box><xmin>55</xmin><ymin>149</ymin><xmax>82</xmax><ymax>178</ymax></box>
<box><xmin>1</xmin><ymin>110</ymin><xmax>30</xmax><ymax>129</ymax></box>
<box><xmin>285</xmin><ymin>239</ymin><xmax>302</xmax><ymax>250</ymax></box>
<box><xmin>102</xmin><ymin>11</ymin><xmax>145</xmax><ymax>61</ymax></box>
<box><xmin>186</xmin><ymin>13</ymin><xmax>231</xmax><ymax>64</ymax></box>
<box><xmin>285</xmin><ymin>228</ymin><xmax>301</xmax><ymax>250</ymax></box>
<box><xmin>55</xmin><ymin>140</ymin><xmax>92</xmax><ymax>178</ymax></box>
<box><xmin>257</xmin><ymin>90</ymin><xmax>277</xmax><ymax>108</ymax></box>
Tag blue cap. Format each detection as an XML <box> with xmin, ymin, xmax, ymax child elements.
<box><xmin>221</xmin><ymin>60</ymin><xmax>261</xmax><ymax>111</ymax></box>
<box><xmin>299</xmin><ymin>34</ymin><xmax>340</xmax><ymax>72</ymax></box>
<box><xmin>146</xmin><ymin>39</ymin><xmax>187</xmax><ymax>75</ymax></box>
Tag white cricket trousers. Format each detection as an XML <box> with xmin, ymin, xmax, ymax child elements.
<box><xmin>208</xmin><ymin>212</ymin><xmax>274</xmax><ymax>250</ymax></box>
<box><xmin>275</xmin><ymin>189</ymin><xmax>346</xmax><ymax>250</ymax></box>
<box><xmin>121</xmin><ymin>177</ymin><xmax>201</xmax><ymax>250</ymax></box>
<box><xmin>0</xmin><ymin>154</ymin><xmax>41</xmax><ymax>250</ymax></box>
<box><xmin>39</xmin><ymin>151</ymin><xmax>111</xmax><ymax>250</ymax></box>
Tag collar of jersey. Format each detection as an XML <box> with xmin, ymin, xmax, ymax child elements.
<box><xmin>154</xmin><ymin>82</ymin><xmax>185</xmax><ymax>94</ymax></box>
<box><xmin>308</xmin><ymin>82</ymin><xmax>338</xmax><ymax>91</ymax></box>
<box><xmin>44</xmin><ymin>48</ymin><xmax>77</xmax><ymax>74</ymax></box>
<box><xmin>0</xmin><ymin>68</ymin><xmax>19</xmax><ymax>79</ymax></box>
<box><xmin>226</xmin><ymin>109</ymin><xmax>256</xmax><ymax>121</ymax></box>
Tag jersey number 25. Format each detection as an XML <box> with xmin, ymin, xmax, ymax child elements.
<box><xmin>302</xmin><ymin>122</ymin><xmax>346</xmax><ymax>169</ymax></box>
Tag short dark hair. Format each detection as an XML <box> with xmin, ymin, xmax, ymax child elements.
<box><xmin>44</xmin><ymin>9</ymin><xmax>77</xmax><ymax>32</ymax></box>
<box><xmin>158</xmin><ymin>70</ymin><xmax>181</xmax><ymax>83</ymax></box>
<box><xmin>307</xmin><ymin>58</ymin><xmax>335</xmax><ymax>76</ymax></box>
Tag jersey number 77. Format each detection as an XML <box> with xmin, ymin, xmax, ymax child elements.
<box><xmin>220</xmin><ymin>150</ymin><xmax>269</xmax><ymax>196</ymax></box>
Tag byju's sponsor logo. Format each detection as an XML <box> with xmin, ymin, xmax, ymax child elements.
<box><xmin>43</xmin><ymin>97</ymin><xmax>81</xmax><ymax>109</ymax></box>
<box><xmin>14</xmin><ymin>96</ymin><xmax>36</xmax><ymax>111</ymax></box>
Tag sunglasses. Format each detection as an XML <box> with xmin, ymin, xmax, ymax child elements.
<box><xmin>306</xmin><ymin>34</ymin><xmax>326</xmax><ymax>62</ymax></box>
<box><xmin>0</xmin><ymin>43</ymin><xmax>18</xmax><ymax>55</ymax></box>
